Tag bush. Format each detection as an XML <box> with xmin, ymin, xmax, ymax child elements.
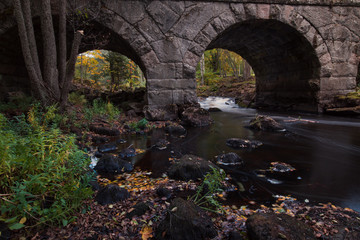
<box><xmin>83</xmin><ymin>99</ymin><xmax>121</xmax><ymax>122</ymax></box>
<box><xmin>0</xmin><ymin>106</ymin><xmax>93</xmax><ymax>230</ymax></box>
<box><xmin>128</xmin><ymin>118</ymin><xmax>148</xmax><ymax>131</ymax></box>
<box><xmin>68</xmin><ymin>92</ymin><xmax>87</xmax><ymax>107</ymax></box>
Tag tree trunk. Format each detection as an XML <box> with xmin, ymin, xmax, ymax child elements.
<box><xmin>40</xmin><ymin>0</ymin><xmax>60</xmax><ymax>102</ymax></box>
<box><xmin>58</xmin><ymin>0</ymin><xmax>67</xmax><ymax>89</ymax></box>
<box><xmin>243</xmin><ymin>60</ymin><xmax>251</xmax><ymax>80</ymax></box>
<box><xmin>200</xmin><ymin>53</ymin><xmax>205</xmax><ymax>85</ymax></box>
<box><xmin>13</xmin><ymin>0</ymin><xmax>46</xmax><ymax>102</ymax></box>
<box><xmin>60</xmin><ymin>31</ymin><xmax>82</xmax><ymax>108</ymax></box>
<box><xmin>224</xmin><ymin>51</ymin><xmax>239</xmax><ymax>78</ymax></box>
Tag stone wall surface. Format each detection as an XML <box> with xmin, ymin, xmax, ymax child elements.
<box><xmin>0</xmin><ymin>0</ymin><xmax>359</xmax><ymax>111</ymax></box>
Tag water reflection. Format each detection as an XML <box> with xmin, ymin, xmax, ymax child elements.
<box><xmin>102</xmin><ymin>97</ymin><xmax>360</xmax><ymax>211</ymax></box>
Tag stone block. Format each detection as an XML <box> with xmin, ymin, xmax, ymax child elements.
<box><xmin>188</xmin><ymin>42</ymin><xmax>206</xmax><ymax>57</ymax></box>
<box><xmin>131</xmin><ymin>36</ymin><xmax>151</xmax><ymax>56</ymax></box>
<box><xmin>142</xmin><ymin>51</ymin><xmax>160</xmax><ymax>69</ymax></box>
<box><xmin>320</xmin><ymin>77</ymin><xmax>356</xmax><ymax>91</ymax></box>
<box><xmin>151</xmin><ymin>39</ymin><xmax>181</xmax><ymax>63</ymax></box>
<box><xmin>147</xmin><ymin>79</ymin><xmax>175</xmax><ymax>90</ymax></box>
<box><xmin>201</xmin><ymin>24</ymin><xmax>218</xmax><ymax>41</ymax></box>
<box><xmin>230</xmin><ymin>3</ymin><xmax>246</xmax><ymax>21</ymax></box>
<box><xmin>147</xmin><ymin>63</ymin><xmax>176</xmax><ymax>79</ymax></box>
<box><xmin>137</xmin><ymin>16</ymin><xmax>164</xmax><ymax>42</ymax></box>
<box><xmin>184</xmin><ymin>51</ymin><xmax>200</xmax><ymax>68</ymax></box>
<box><xmin>147</xmin><ymin>1</ymin><xmax>180</xmax><ymax>33</ymax></box>
<box><xmin>174</xmin><ymin>79</ymin><xmax>197</xmax><ymax>89</ymax></box>
<box><xmin>218</xmin><ymin>11</ymin><xmax>236</xmax><ymax>30</ymax></box>
<box><xmin>332</xmin><ymin>63</ymin><xmax>358</xmax><ymax>77</ymax></box>
<box><xmin>105</xmin><ymin>1</ymin><xmax>145</xmax><ymax>24</ymax></box>
<box><xmin>183</xmin><ymin>90</ymin><xmax>198</xmax><ymax>104</ymax></box>
<box><xmin>172</xmin><ymin>90</ymin><xmax>185</xmax><ymax>104</ymax></box>
<box><xmin>175</xmin><ymin>63</ymin><xmax>183</xmax><ymax>79</ymax></box>
<box><xmin>244</xmin><ymin>3</ymin><xmax>257</xmax><ymax>19</ymax></box>
<box><xmin>183</xmin><ymin>63</ymin><xmax>196</xmax><ymax>79</ymax></box>
<box><xmin>257</xmin><ymin>4</ymin><xmax>270</xmax><ymax>19</ymax></box>
<box><xmin>147</xmin><ymin>90</ymin><xmax>173</xmax><ymax>106</ymax></box>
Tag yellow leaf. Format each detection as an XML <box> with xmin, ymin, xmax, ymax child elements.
<box><xmin>19</xmin><ymin>217</ymin><xmax>26</xmax><ymax>224</ymax></box>
<box><xmin>140</xmin><ymin>225</ymin><xmax>153</xmax><ymax>240</ymax></box>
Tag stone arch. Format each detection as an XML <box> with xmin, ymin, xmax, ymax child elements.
<box><xmin>184</xmin><ymin>4</ymin><xmax>327</xmax><ymax>111</ymax></box>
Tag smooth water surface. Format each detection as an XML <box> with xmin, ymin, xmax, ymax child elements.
<box><xmin>110</xmin><ymin>97</ymin><xmax>360</xmax><ymax>211</ymax></box>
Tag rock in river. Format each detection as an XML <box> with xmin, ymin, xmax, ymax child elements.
<box><xmin>155</xmin><ymin>198</ymin><xmax>217</xmax><ymax>240</ymax></box>
<box><xmin>167</xmin><ymin>154</ymin><xmax>218</xmax><ymax>181</ymax></box>
<box><xmin>180</xmin><ymin>107</ymin><xmax>212</xmax><ymax>127</ymax></box>
<box><xmin>226</xmin><ymin>138</ymin><xmax>263</xmax><ymax>149</ymax></box>
<box><xmin>249</xmin><ymin>115</ymin><xmax>285</xmax><ymax>131</ymax></box>
<box><xmin>98</xmin><ymin>143</ymin><xmax>118</xmax><ymax>153</ymax></box>
<box><xmin>216</xmin><ymin>152</ymin><xmax>244</xmax><ymax>166</ymax></box>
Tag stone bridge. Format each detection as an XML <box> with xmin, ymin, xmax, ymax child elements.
<box><xmin>0</xmin><ymin>0</ymin><xmax>360</xmax><ymax>111</ymax></box>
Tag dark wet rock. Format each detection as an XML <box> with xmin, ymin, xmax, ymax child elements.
<box><xmin>98</xmin><ymin>143</ymin><xmax>118</xmax><ymax>153</ymax></box>
<box><xmin>0</xmin><ymin>221</ymin><xmax>11</xmax><ymax>240</ymax></box>
<box><xmin>208</xmin><ymin>107</ymin><xmax>222</xmax><ymax>112</ymax></box>
<box><xmin>228</xmin><ymin>231</ymin><xmax>244</xmax><ymax>240</ymax></box>
<box><xmin>89</xmin><ymin>125</ymin><xmax>120</xmax><ymax>136</ymax></box>
<box><xmin>126</xmin><ymin>109</ymin><xmax>138</xmax><ymax>118</ymax></box>
<box><xmin>115</xmin><ymin>139</ymin><xmax>127</xmax><ymax>144</ymax></box>
<box><xmin>155</xmin><ymin>198</ymin><xmax>217</xmax><ymax>240</ymax></box>
<box><xmin>246</xmin><ymin>213</ymin><xmax>315</xmax><ymax>240</ymax></box>
<box><xmin>118</xmin><ymin>147</ymin><xmax>136</xmax><ymax>159</ymax></box>
<box><xmin>180</xmin><ymin>107</ymin><xmax>212</xmax><ymax>127</ymax></box>
<box><xmin>95</xmin><ymin>184</ymin><xmax>129</xmax><ymax>205</ymax></box>
<box><xmin>216</xmin><ymin>152</ymin><xmax>244</xmax><ymax>166</ymax></box>
<box><xmin>94</xmin><ymin>154</ymin><xmax>133</xmax><ymax>175</ymax></box>
<box><xmin>269</xmin><ymin>162</ymin><xmax>296</xmax><ymax>173</ymax></box>
<box><xmin>249</xmin><ymin>115</ymin><xmax>285</xmax><ymax>132</ymax></box>
<box><xmin>94</xmin><ymin>151</ymin><xmax>103</xmax><ymax>158</ymax></box>
<box><xmin>89</xmin><ymin>179</ymin><xmax>100</xmax><ymax>191</ymax></box>
<box><xmin>167</xmin><ymin>154</ymin><xmax>218</xmax><ymax>181</ymax></box>
<box><xmin>144</xmin><ymin>105</ymin><xmax>178</xmax><ymax>121</ymax></box>
<box><xmin>156</xmin><ymin>187</ymin><xmax>172</xmax><ymax>200</ymax></box>
<box><xmin>165</xmin><ymin>125</ymin><xmax>187</xmax><ymax>136</ymax></box>
<box><xmin>126</xmin><ymin>202</ymin><xmax>150</xmax><ymax>219</ymax></box>
<box><xmin>92</xmin><ymin>135</ymin><xmax>109</xmax><ymax>144</ymax></box>
<box><xmin>153</xmin><ymin>139</ymin><xmax>170</xmax><ymax>150</ymax></box>
<box><xmin>226</xmin><ymin>138</ymin><xmax>263</xmax><ymax>149</ymax></box>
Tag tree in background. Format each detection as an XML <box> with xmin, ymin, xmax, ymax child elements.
<box><xmin>74</xmin><ymin>50</ymin><xmax>145</xmax><ymax>92</ymax></box>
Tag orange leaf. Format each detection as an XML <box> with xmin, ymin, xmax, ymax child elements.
<box><xmin>140</xmin><ymin>225</ymin><xmax>153</xmax><ymax>240</ymax></box>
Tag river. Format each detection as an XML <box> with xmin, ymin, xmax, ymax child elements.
<box><xmin>100</xmin><ymin>97</ymin><xmax>360</xmax><ymax>212</ymax></box>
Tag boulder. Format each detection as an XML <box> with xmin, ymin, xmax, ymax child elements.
<box><xmin>155</xmin><ymin>198</ymin><xmax>217</xmax><ymax>240</ymax></box>
<box><xmin>226</xmin><ymin>138</ymin><xmax>263</xmax><ymax>149</ymax></box>
<box><xmin>216</xmin><ymin>152</ymin><xmax>244</xmax><ymax>166</ymax></box>
<box><xmin>126</xmin><ymin>202</ymin><xmax>150</xmax><ymax>219</ymax></box>
<box><xmin>165</xmin><ymin>124</ymin><xmax>187</xmax><ymax>136</ymax></box>
<box><xmin>246</xmin><ymin>213</ymin><xmax>315</xmax><ymax>240</ymax></box>
<box><xmin>208</xmin><ymin>107</ymin><xmax>222</xmax><ymax>112</ymax></box>
<box><xmin>144</xmin><ymin>105</ymin><xmax>179</xmax><ymax>121</ymax></box>
<box><xmin>153</xmin><ymin>139</ymin><xmax>170</xmax><ymax>150</ymax></box>
<box><xmin>98</xmin><ymin>143</ymin><xmax>118</xmax><ymax>153</ymax></box>
<box><xmin>167</xmin><ymin>154</ymin><xmax>218</xmax><ymax>181</ymax></box>
<box><xmin>91</xmin><ymin>135</ymin><xmax>109</xmax><ymax>144</ymax></box>
<box><xmin>181</xmin><ymin>107</ymin><xmax>212</xmax><ymax>127</ymax></box>
<box><xmin>95</xmin><ymin>184</ymin><xmax>129</xmax><ymax>205</ymax></box>
<box><xmin>118</xmin><ymin>147</ymin><xmax>136</xmax><ymax>159</ymax></box>
<box><xmin>249</xmin><ymin>115</ymin><xmax>285</xmax><ymax>131</ymax></box>
<box><xmin>94</xmin><ymin>154</ymin><xmax>133</xmax><ymax>175</ymax></box>
<box><xmin>156</xmin><ymin>187</ymin><xmax>172</xmax><ymax>200</ymax></box>
<box><xmin>89</xmin><ymin>125</ymin><xmax>120</xmax><ymax>136</ymax></box>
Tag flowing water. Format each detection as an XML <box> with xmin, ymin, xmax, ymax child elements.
<box><xmin>98</xmin><ymin>97</ymin><xmax>360</xmax><ymax>212</ymax></box>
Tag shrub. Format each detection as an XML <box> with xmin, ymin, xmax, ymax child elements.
<box><xmin>128</xmin><ymin>118</ymin><xmax>148</xmax><ymax>131</ymax></box>
<box><xmin>190</xmin><ymin>167</ymin><xmax>226</xmax><ymax>213</ymax></box>
<box><xmin>0</xmin><ymin>106</ymin><xmax>93</xmax><ymax>230</ymax></box>
<box><xmin>83</xmin><ymin>99</ymin><xmax>121</xmax><ymax>122</ymax></box>
<box><xmin>68</xmin><ymin>92</ymin><xmax>87</xmax><ymax>107</ymax></box>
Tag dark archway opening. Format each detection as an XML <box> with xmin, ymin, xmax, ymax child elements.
<box><xmin>206</xmin><ymin>19</ymin><xmax>321</xmax><ymax>111</ymax></box>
